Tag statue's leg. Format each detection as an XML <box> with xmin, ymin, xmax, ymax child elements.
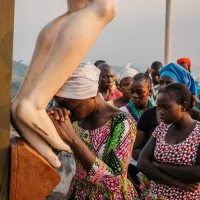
<box><xmin>16</xmin><ymin>0</ymin><xmax>117</xmax><ymax>151</ymax></box>
<box><xmin>11</xmin><ymin>14</ymin><xmax>71</xmax><ymax>168</ymax></box>
<box><xmin>12</xmin><ymin>14</ymin><xmax>69</xmax><ymax>104</ymax></box>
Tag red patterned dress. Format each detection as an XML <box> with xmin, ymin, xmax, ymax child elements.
<box><xmin>145</xmin><ymin>122</ymin><xmax>200</xmax><ymax>199</ymax></box>
<box><xmin>67</xmin><ymin>113</ymin><xmax>139</xmax><ymax>200</ymax></box>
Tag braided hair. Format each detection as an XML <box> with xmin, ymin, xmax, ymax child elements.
<box><xmin>133</xmin><ymin>73</ymin><xmax>152</xmax><ymax>87</ymax></box>
<box><xmin>159</xmin><ymin>83</ymin><xmax>195</xmax><ymax>111</ymax></box>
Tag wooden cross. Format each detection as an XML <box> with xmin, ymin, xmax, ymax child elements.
<box><xmin>0</xmin><ymin>0</ymin><xmax>15</xmax><ymax>199</ymax></box>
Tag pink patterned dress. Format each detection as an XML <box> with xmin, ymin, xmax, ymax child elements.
<box><xmin>67</xmin><ymin>113</ymin><xmax>139</xmax><ymax>200</ymax></box>
<box><xmin>148</xmin><ymin>122</ymin><xmax>200</xmax><ymax>199</ymax></box>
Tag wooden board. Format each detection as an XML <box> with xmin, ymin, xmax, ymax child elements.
<box><xmin>10</xmin><ymin>136</ymin><xmax>61</xmax><ymax>200</ymax></box>
<box><xmin>0</xmin><ymin>0</ymin><xmax>15</xmax><ymax>199</ymax></box>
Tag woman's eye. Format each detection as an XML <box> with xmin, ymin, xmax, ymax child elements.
<box><xmin>136</xmin><ymin>90</ymin><xmax>143</xmax><ymax>95</ymax></box>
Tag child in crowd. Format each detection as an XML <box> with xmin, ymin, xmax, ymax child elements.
<box><xmin>110</xmin><ymin>64</ymin><xmax>138</xmax><ymax>108</ymax></box>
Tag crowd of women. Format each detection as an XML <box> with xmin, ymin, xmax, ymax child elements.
<box><xmin>47</xmin><ymin>57</ymin><xmax>200</xmax><ymax>199</ymax></box>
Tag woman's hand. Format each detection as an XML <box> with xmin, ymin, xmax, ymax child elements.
<box><xmin>47</xmin><ymin>106</ymin><xmax>70</xmax><ymax>122</ymax></box>
<box><xmin>145</xmin><ymin>68</ymin><xmax>153</xmax><ymax>75</ymax></box>
<box><xmin>47</xmin><ymin>107</ymin><xmax>77</xmax><ymax>147</ymax></box>
<box><xmin>178</xmin><ymin>183</ymin><xmax>199</xmax><ymax>193</ymax></box>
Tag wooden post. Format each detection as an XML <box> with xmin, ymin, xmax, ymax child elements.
<box><xmin>164</xmin><ymin>0</ymin><xmax>172</xmax><ymax>65</ymax></box>
<box><xmin>0</xmin><ymin>0</ymin><xmax>15</xmax><ymax>199</ymax></box>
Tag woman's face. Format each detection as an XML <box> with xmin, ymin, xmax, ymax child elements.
<box><xmin>119</xmin><ymin>77</ymin><xmax>132</xmax><ymax>100</ymax></box>
<box><xmin>129</xmin><ymin>79</ymin><xmax>152</xmax><ymax>108</ymax></box>
<box><xmin>54</xmin><ymin>96</ymin><xmax>95</xmax><ymax>122</ymax></box>
<box><xmin>157</xmin><ymin>93</ymin><xmax>183</xmax><ymax>124</ymax></box>
<box><xmin>159</xmin><ymin>76</ymin><xmax>175</xmax><ymax>88</ymax></box>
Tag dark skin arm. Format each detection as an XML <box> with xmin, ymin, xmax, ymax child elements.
<box><xmin>48</xmin><ymin>111</ymin><xmax>96</xmax><ymax>172</ymax></box>
<box><xmin>153</xmin><ymin>146</ymin><xmax>200</xmax><ymax>184</ymax></box>
<box><xmin>48</xmin><ymin>106</ymin><xmax>138</xmax><ymax>194</ymax></box>
<box><xmin>137</xmin><ymin>136</ymin><xmax>198</xmax><ymax>192</ymax></box>
<box><xmin>132</xmin><ymin>129</ymin><xmax>148</xmax><ymax>161</ymax></box>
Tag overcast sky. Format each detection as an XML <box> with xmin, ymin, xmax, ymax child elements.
<box><xmin>13</xmin><ymin>0</ymin><xmax>200</xmax><ymax>74</ymax></box>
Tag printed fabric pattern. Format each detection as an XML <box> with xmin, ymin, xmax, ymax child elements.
<box><xmin>139</xmin><ymin>122</ymin><xmax>200</xmax><ymax>200</ymax></box>
<box><xmin>67</xmin><ymin>113</ymin><xmax>139</xmax><ymax>200</ymax></box>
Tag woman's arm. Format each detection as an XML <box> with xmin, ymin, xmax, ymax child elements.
<box><xmin>137</xmin><ymin>137</ymin><xmax>190</xmax><ymax>189</ymax></box>
<box><xmin>134</xmin><ymin>107</ymin><xmax>156</xmax><ymax>160</ymax></box>
<box><xmin>49</xmin><ymin>114</ymin><xmax>96</xmax><ymax>171</ymax></box>
<box><xmin>132</xmin><ymin>130</ymin><xmax>148</xmax><ymax>161</ymax></box>
<box><xmin>153</xmin><ymin>146</ymin><xmax>200</xmax><ymax>183</ymax></box>
<box><xmin>49</xmin><ymin>109</ymin><xmax>137</xmax><ymax>194</ymax></box>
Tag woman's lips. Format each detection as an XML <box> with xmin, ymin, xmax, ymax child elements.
<box><xmin>132</xmin><ymin>100</ymin><xmax>140</xmax><ymax>104</ymax></box>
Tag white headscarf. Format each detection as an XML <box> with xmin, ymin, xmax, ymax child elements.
<box><xmin>56</xmin><ymin>60</ymin><xmax>100</xmax><ymax>99</ymax></box>
<box><xmin>117</xmin><ymin>63</ymin><xmax>138</xmax><ymax>83</ymax></box>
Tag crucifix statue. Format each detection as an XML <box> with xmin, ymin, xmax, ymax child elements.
<box><xmin>11</xmin><ymin>0</ymin><xmax>117</xmax><ymax>168</ymax></box>
<box><xmin>1</xmin><ymin>1</ymin><xmax>117</xmax><ymax>198</ymax></box>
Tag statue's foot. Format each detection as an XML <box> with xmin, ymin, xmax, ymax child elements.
<box><xmin>11</xmin><ymin>101</ymin><xmax>61</xmax><ymax>168</ymax></box>
<box><xmin>16</xmin><ymin>99</ymin><xmax>72</xmax><ymax>153</ymax></box>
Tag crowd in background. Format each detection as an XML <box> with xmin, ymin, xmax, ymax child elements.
<box><xmin>47</xmin><ymin>57</ymin><xmax>200</xmax><ymax>199</ymax></box>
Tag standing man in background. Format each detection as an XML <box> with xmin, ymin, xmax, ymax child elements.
<box><xmin>97</xmin><ymin>63</ymin><xmax>122</xmax><ymax>101</ymax></box>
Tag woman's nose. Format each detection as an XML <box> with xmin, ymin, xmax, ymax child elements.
<box><xmin>131</xmin><ymin>92</ymin><xmax>138</xmax><ymax>98</ymax></box>
<box><xmin>108</xmin><ymin>77</ymin><xmax>113</xmax><ymax>83</ymax></box>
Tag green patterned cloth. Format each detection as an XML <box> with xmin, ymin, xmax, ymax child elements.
<box><xmin>67</xmin><ymin>113</ymin><xmax>139</xmax><ymax>200</ymax></box>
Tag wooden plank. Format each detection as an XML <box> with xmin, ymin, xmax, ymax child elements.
<box><xmin>0</xmin><ymin>0</ymin><xmax>15</xmax><ymax>199</ymax></box>
<box><xmin>10</xmin><ymin>136</ymin><xmax>61</xmax><ymax>200</ymax></box>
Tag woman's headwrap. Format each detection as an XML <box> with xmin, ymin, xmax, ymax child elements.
<box><xmin>160</xmin><ymin>63</ymin><xmax>197</xmax><ymax>95</ymax></box>
<box><xmin>56</xmin><ymin>60</ymin><xmax>100</xmax><ymax>99</ymax></box>
<box><xmin>177</xmin><ymin>58</ymin><xmax>191</xmax><ymax>69</ymax></box>
<box><xmin>117</xmin><ymin>63</ymin><xmax>138</xmax><ymax>83</ymax></box>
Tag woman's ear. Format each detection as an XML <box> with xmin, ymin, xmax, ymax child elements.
<box><xmin>149</xmin><ymin>88</ymin><xmax>153</xmax><ymax>96</ymax></box>
<box><xmin>181</xmin><ymin>106</ymin><xmax>186</xmax><ymax>112</ymax></box>
<box><xmin>181</xmin><ymin>102</ymin><xmax>187</xmax><ymax>112</ymax></box>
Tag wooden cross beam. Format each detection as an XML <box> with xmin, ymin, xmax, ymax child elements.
<box><xmin>0</xmin><ymin>0</ymin><xmax>15</xmax><ymax>199</ymax></box>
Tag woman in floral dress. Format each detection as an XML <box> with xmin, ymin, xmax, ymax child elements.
<box><xmin>48</xmin><ymin>61</ymin><xmax>139</xmax><ymax>199</ymax></box>
<box><xmin>137</xmin><ymin>83</ymin><xmax>200</xmax><ymax>200</ymax></box>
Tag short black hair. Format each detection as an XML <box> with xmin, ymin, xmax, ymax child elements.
<box><xmin>133</xmin><ymin>73</ymin><xmax>152</xmax><ymax>87</ymax></box>
<box><xmin>97</xmin><ymin>63</ymin><xmax>112</xmax><ymax>73</ymax></box>
<box><xmin>94</xmin><ymin>60</ymin><xmax>106</xmax><ymax>67</ymax></box>
<box><xmin>151</xmin><ymin>61</ymin><xmax>163</xmax><ymax>71</ymax></box>
<box><xmin>159</xmin><ymin>83</ymin><xmax>195</xmax><ymax>111</ymax></box>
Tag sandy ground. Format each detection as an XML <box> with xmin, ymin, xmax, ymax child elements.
<box><xmin>10</xmin><ymin>126</ymin><xmax>76</xmax><ymax>199</ymax></box>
